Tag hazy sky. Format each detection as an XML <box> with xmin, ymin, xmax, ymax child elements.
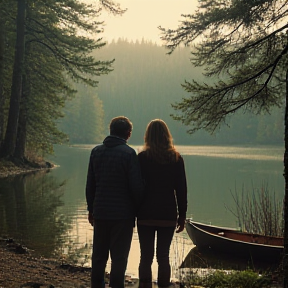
<box><xmin>96</xmin><ymin>0</ymin><xmax>198</xmax><ymax>43</ymax></box>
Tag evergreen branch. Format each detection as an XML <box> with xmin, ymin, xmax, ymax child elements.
<box><xmin>99</xmin><ymin>0</ymin><xmax>127</xmax><ymax>15</ymax></box>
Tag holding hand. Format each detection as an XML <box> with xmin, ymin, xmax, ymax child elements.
<box><xmin>176</xmin><ymin>217</ymin><xmax>185</xmax><ymax>233</ymax></box>
<box><xmin>88</xmin><ymin>212</ymin><xmax>94</xmax><ymax>226</ymax></box>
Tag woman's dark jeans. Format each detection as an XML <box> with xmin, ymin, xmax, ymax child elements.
<box><xmin>137</xmin><ymin>224</ymin><xmax>175</xmax><ymax>287</ymax></box>
<box><xmin>91</xmin><ymin>219</ymin><xmax>134</xmax><ymax>288</ymax></box>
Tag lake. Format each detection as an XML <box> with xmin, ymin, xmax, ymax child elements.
<box><xmin>0</xmin><ymin>144</ymin><xmax>284</xmax><ymax>280</ymax></box>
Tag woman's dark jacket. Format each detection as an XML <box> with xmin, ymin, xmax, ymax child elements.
<box><xmin>137</xmin><ymin>151</ymin><xmax>187</xmax><ymax>223</ymax></box>
<box><xmin>85</xmin><ymin>136</ymin><xmax>144</xmax><ymax>220</ymax></box>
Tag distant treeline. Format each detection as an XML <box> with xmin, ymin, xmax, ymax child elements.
<box><xmin>60</xmin><ymin>39</ymin><xmax>284</xmax><ymax>146</ymax></box>
<box><xmin>60</xmin><ymin>84</ymin><xmax>105</xmax><ymax>145</ymax></box>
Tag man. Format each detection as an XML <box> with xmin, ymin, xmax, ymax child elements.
<box><xmin>86</xmin><ymin>116</ymin><xmax>144</xmax><ymax>288</ymax></box>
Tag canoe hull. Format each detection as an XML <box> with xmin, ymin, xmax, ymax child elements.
<box><xmin>186</xmin><ymin>220</ymin><xmax>283</xmax><ymax>263</ymax></box>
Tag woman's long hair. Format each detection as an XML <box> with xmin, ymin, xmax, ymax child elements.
<box><xmin>143</xmin><ymin>119</ymin><xmax>179</xmax><ymax>163</ymax></box>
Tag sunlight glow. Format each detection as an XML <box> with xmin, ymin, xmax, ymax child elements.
<box><xmin>83</xmin><ymin>0</ymin><xmax>198</xmax><ymax>44</ymax></box>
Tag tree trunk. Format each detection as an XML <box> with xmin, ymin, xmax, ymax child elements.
<box><xmin>14</xmin><ymin>74</ymin><xmax>27</xmax><ymax>159</ymax></box>
<box><xmin>0</xmin><ymin>17</ymin><xmax>5</xmax><ymax>145</ymax></box>
<box><xmin>283</xmin><ymin>69</ymin><xmax>288</xmax><ymax>288</ymax></box>
<box><xmin>0</xmin><ymin>0</ymin><xmax>26</xmax><ymax>158</ymax></box>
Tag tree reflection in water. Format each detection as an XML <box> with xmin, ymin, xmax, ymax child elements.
<box><xmin>0</xmin><ymin>171</ymin><xmax>69</xmax><ymax>258</ymax></box>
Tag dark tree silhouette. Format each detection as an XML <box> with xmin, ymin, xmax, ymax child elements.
<box><xmin>160</xmin><ymin>1</ymin><xmax>288</xmax><ymax>286</ymax></box>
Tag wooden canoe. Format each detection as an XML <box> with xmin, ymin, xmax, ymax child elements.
<box><xmin>185</xmin><ymin>219</ymin><xmax>284</xmax><ymax>263</ymax></box>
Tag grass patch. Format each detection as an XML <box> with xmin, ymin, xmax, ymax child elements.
<box><xmin>182</xmin><ymin>269</ymin><xmax>274</xmax><ymax>288</ymax></box>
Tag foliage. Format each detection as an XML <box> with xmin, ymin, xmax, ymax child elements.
<box><xmin>59</xmin><ymin>83</ymin><xmax>105</xmax><ymax>144</ymax></box>
<box><xmin>95</xmin><ymin>39</ymin><xmax>197</xmax><ymax>144</ymax></box>
<box><xmin>159</xmin><ymin>0</ymin><xmax>288</xmax><ymax>134</ymax></box>
<box><xmin>0</xmin><ymin>0</ymin><xmax>114</xmax><ymax>158</ymax></box>
<box><xmin>184</xmin><ymin>269</ymin><xmax>272</xmax><ymax>288</ymax></box>
<box><xmin>24</xmin><ymin>40</ymin><xmax>71</xmax><ymax>154</ymax></box>
<box><xmin>98</xmin><ymin>0</ymin><xmax>127</xmax><ymax>15</ymax></box>
<box><xmin>204</xmin><ymin>270</ymin><xmax>271</xmax><ymax>288</ymax></box>
<box><xmin>60</xmin><ymin>241</ymin><xmax>91</xmax><ymax>267</ymax></box>
<box><xmin>94</xmin><ymin>40</ymin><xmax>283</xmax><ymax>145</ymax></box>
<box><xmin>22</xmin><ymin>0</ymin><xmax>113</xmax><ymax>155</ymax></box>
<box><xmin>226</xmin><ymin>183</ymin><xmax>284</xmax><ymax>237</ymax></box>
<box><xmin>26</xmin><ymin>0</ymin><xmax>113</xmax><ymax>87</ymax></box>
<box><xmin>159</xmin><ymin>2</ymin><xmax>288</xmax><ymax>283</ymax></box>
<box><xmin>0</xmin><ymin>0</ymin><xmax>15</xmax><ymax>142</ymax></box>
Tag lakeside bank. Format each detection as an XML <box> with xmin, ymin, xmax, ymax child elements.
<box><xmin>0</xmin><ymin>237</ymin><xmax>91</xmax><ymax>288</ymax></box>
<box><xmin>0</xmin><ymin>158</ymin><xmax>53</xmax><ymax>179</ymax></box>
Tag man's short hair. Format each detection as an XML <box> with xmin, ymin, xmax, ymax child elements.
<box><xmin>110</xmin><ymin>116</ymin><xmax>133</xmax><ymax>140</ymax></box>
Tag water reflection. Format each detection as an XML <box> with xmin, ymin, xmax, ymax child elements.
<box><xmin>176</xmin><ymin>145</ymin><xmax>283</xmax><ymax>161</ymax></box>
<box><xmin>181</xmin><ymin>246</ymin><xmax>281</xmax><ymax>272</ymax></box>
<box><xmin>0</xmin><ymin>171</ymin><xmax>69</xmax><ymax>258</ymax></box>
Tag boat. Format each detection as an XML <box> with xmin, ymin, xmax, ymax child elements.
<box><xmin>185</xmin><ymin>219</ymin><xmax>284</xmax><ymax>263</ymax></box>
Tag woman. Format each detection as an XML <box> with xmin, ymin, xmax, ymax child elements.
<box><xmin>137</xmin><ymin>119</ymin><xmax>188</xmax><ymax>288</ymax></box>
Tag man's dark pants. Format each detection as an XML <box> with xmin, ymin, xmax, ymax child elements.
<box><xmin>91</xmin><ymin>219</ymin><xmax>134</xmax><ymax>288</ymax></box>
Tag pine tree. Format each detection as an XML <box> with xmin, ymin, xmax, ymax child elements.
<box><xmin>1</xmin><ymin>0</ymin><xmax>26</xmax><ymax>157</ymax></box>
<box><xmin>0</xmin><ymin>0</ymin><xmax>15</xmax><ymax>145</ymax></box>
<box><xmin>0</xmin><ymin>0</ymin><xmax>114</xmax><ymax>159</ymax></box>
<box><xmin>160</xmin><ymin>0</ymin><xmax>288</xmax><ymax>285</ymax></box>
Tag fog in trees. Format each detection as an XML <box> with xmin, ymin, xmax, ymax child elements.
<box><xmin>61</xmin><ymin>39</ymin><xmax>283</xmax><ymax>146</ymax></box>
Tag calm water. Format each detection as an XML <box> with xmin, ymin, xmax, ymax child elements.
<box><xmin>0</xmin><ymin>145</ymin><xmax>284</xmax><ymax>279</ymax></box>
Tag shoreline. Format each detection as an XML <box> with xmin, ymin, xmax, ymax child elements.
<box><xmin>0</xmin><ymin>158</ymin><xmax>53</xmax><ymax>179</ymax></box>
<box><xmin>0</xmin><ymin>237</ymin><xmax>92</xmax><ymax>288</ymax></box>
<box><xmin>0</xmin><ymin>237</ymin><xmax>282</xmax><ymax>288</ymax></box>
<box><xmin>0</xmin><ymin>237</ymin><xmax>141</xmax><ymax>288</ymax></box>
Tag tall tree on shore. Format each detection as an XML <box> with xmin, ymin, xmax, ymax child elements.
<box><xmin>0</xmin><ymin>16</ymin><xmax>5</xmax><ymax>144</ymax></box>
<box><xmin>0</xmin><ymin>0</ymin><xmax>26</xmax><ymax>158</ymax></box>
<box><xmin>14</xmin><ymin>42</ymin><xmax>70</xmax><ymax>157</ymax></box>
<box><xmin>0</xmin><ymin>0</ymin><xmax>15</xmax><ymax>146</ymax></box>
<box><xmin>0</xmin><ymin>2</ymin><xmax>6</xmax><ymax>143</ymax></box>
<box><xmin>160</xmin><ymin>0</ymin><xmax>288</xmax><ymax>286</ymax></box>
<box><xmin>0</xmin><ymin>0</ymin><xmax>117</xmax><ymax>159</ymax></box>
